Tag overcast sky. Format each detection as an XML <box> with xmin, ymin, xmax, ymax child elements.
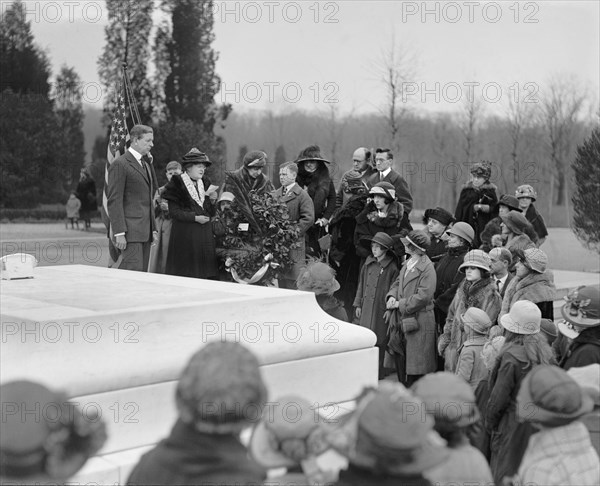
<box><xmin>20</xmin><ymin>0</ymin><xmax>600</xmax><ymax>116</ymax></box>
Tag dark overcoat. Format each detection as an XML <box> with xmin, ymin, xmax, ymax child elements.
<box><xmin>386</xmin><ymin>255</ymin><xmax>438</xmax><ymax>375</ymax></box>
<box><xmin>454</xmin><ymin>181</ymin><xmax>498</xmax><ymax>247</ymax></box>
<box><xmin>353</xmin><ymin>254</ymin><xmax>400</xmax><ymax>345</ymax></box>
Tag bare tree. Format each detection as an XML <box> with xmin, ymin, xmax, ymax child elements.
<box><xmin>505</xmin><ymin>92</ymin><xmax>535</xmax><ymax>185</ymax></box>
<box><xmin>372</xmin><ymin>32</ymin><xmax>418</xmax><ymax>157</ymax></box>
<box><xmin>458</xmin><ymin>92</ymin><xmax>484</xmax><ymax>166</ymax></box>
<box><xmin>538</xmin><ymin>76</ymin><xmax>586</xmax><ymax>224</ymax></box>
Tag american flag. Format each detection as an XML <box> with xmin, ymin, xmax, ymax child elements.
<box><xmin>101</xmin><ymin>81</ymin><xmax>130</xmax><ymax>231</ymax></box>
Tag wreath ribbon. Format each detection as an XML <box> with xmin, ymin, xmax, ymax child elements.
<box><xmin>226</xmin><ymin>253</ymin><xmax>279</xmax><ymax>285</ymax></box>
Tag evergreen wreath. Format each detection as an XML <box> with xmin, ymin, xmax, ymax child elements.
<box><xmin>220</xmin><ymin>182</ymin><xmax>300</xmax><ymax>285</ymax></box>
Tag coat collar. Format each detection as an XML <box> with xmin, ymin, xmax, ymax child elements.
<box><xmin>125</xmin><ymin>150</ymin><xmax>150</xmax><ymax>183</ymax></box>
<box><xmin>280</xmin><ymin>183</ymin><xmax>302</xmax><ymax>201</ymax></box>
<box><xmin>402</xmin><ymin>255</ymin><xmax>431</xmax><ymax>284</ymax></box>
<box><xmin>365</xmin><ymin>253</ymin><xmax>395</xmax><ymax>268</ymax></box>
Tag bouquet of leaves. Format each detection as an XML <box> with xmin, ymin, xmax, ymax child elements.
<box><xmin>221</xmin><ymin>182</ymin><xmax>300</xmax><ymax>285</ymax></box>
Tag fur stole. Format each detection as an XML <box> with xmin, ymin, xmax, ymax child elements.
<box><xmin>461</xmin><ymin>277</ymin><xmax>495</xmax><ymax>309</ymax></box>
<box><xmin>162</xmin><ymin>173</ymin><xmax>210</xmax><ymax>211</ymax></box>
<box><xmin>225</xmin><ymin>167</ymin><xmax>273</xmax><ymax>195</ymax></box>
<box><xmin>502</xmin><ymin>271</ymin><xmax>556</xmax><ymax>314</ymax></box>
<box><xmin>329</xmin><ymin>194</ymin><xmax>368</xmax><ymax>227</ymax></box>
<box><xmin>297</xmin><ymin>163</ymin><xmax>331</xmax><ymax>196</ymax></box>
<box><xmin>356</xmin><ymin>200</ymin><xmax>404</xmax><ymax>228</ymax></box>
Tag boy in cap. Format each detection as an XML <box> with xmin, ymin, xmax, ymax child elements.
<box><xmin>516</xmin><ymin>184</ymin><xmax>548</xmax><ymax>245</ymax></box>
<box><xmin>354</xmin><ymin>232</ymin><xmax>400</xmax><ymax>378</ymax></box>
<box><xmin>422</xmin><ymin>206</ymin><xmax>454</xmax><ymax>264</ymax></box>
<box><xmin>455</xmin><ymin>307</ymin><xmax>492</xmax><ymax>389</ymax></box>
<box><xmin>511</xmin><ymin>365</ymin><xmax>599</xmax><ymax>485</ymax></box>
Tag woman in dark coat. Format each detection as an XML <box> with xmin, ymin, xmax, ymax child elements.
<box><xmin>385</xmin><ymin>230</ymin><xmax>437</xmax><ymax>386</ymax></box>
<box><xmin>454</xmin><ymin>161</ymin><xmax>498</xmax><ymax>248</ymax></box>
<box><xmin>75</xmin><ymin>168</ymin><xmax>97</xmax><ymax>230</ymax></box>
<box><xmin>163</xmin><ymin>148</ymin><xmax>218</xmax><ymax>279</ymax></box>
<box><xmin>295</xmin><ymin>145</ymin><xmax>337</xmax><ymax>257</ymax></box>
<box><xmin>486</xmin><ymin>301</ymin><xmax>555</xmax><ymax>484</ymax></box>
<box><xmin>354</xmin><ymin>182</ymin><xmax>406</xmax><ymax>263</ymax></box>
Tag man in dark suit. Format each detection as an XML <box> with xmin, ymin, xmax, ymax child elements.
<box><xmin>367</xmin><ymin>148</ymin><xmax>413</xmax><ymax>232</ymax></box>
<box><xmin>489</xmin><ymin>247</ymin><xmax>513</xmax><ymax>299</ymax></box>
<box><xmin>271</xmin><ymin>162</ymin><xmax>314</xmax><ymax>289</ymax></box>
<box><xmin>107</xmin><ymin>124</ymin><xmax>158</xmax><ymax>271</ymax></box>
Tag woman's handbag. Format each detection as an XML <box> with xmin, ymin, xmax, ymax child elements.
<box><xmin>401</xmin><ymin>316</ymin><xmax>419</xmax><ymax>334</ymax></box>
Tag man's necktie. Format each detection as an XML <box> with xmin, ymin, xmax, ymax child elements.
<box><xmin>282</xmin><ymin>186</ymin><xmax>287</xmax><ymax>196</ymax></box>
<box><xmin>496</xmin><ymin>279</ymin><xmax>502</xmax><ymax>291</ymax></box>
<box><xmin>380</xmin><ymin>172</ymin><xmax>384</xmax><ymax>181</ymax></box>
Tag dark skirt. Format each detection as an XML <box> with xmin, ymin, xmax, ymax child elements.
<box><xmin>166</xmin><ymin>220</ymin><xmax>218</xmax><ymax>279</ymax></box>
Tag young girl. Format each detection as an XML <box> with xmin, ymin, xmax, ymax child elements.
<box><xmin>455</xmin><ymin>307</ymin><xmax>492</xmax><ymax>389</ymax></box>
<box><xmin>353</xmin><ymin>232</ymin><xmax>400</xmax><ymax>379</ymax></box>
<box><xmin>454</xmin><ymin>160</ymin><xmax>498</xmax><ymax>248</ymax></box>
<box><xmin>438</xmin><ymin>249</ymin><xmax>501</xmax><ymax>372</ymax></box>
<box><xmin>486</xmin><ymin>300</ymin><xmax>555</xmax><ymax>483</ymax></box>
<box><xmin>423</xmin><ymin>206</ymin><xmax>455</xmax><ymax>264</ymax></box>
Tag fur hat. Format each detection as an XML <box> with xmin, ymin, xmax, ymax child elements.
<box><xmin>326</xmin><ymin>382</ymin><xmax>448</xmax><ymax>476</ymax></box>
<box><xmin>369</xmin><ymin>181</ymin><xmax>396</xmax><ymax>201</ymax></box>
<box><xmin>249</xmin><ymin>395</ymin><xmax>332</xmax><ymax>468</ymax></box>
<box><xmin>342</xmin><ymin>170</ymin><xmax>367</xmax><ymax>194</ymax></box>
<box><xmin>459</xmin><ymin>249</ymin><xmax>491</xmax><ymax>273</ymax></box>
<box><xmin>296</xmin><ymin>261</ymin><xmax>340</xmax><ymax>295</ymax></box>
<box><xmin>176</xmin><ymin>342</ymin><xmax>267</xmax><ymax>434</ymax></box>
<box><xmin>500</xmin><ymin>300</ymin><xmax>541</xmax><ymax>335</ymax></box>
<box><xmin>517</xmin><ymin>365</ymin><xmax>594</xmax><ymax>427</ymax></box>
<box><xmin>423</xmin><ymin>207</ymin><xmax>455</xmax><ymax>226</ymax></box>
<box><xmin>243</xmin><ymin>150</ymin><xmax>267</xmax><ymax>168</ymax></box>
<box><xmin>561</xmin><ymin>286</ymin><xmax>600</xmax><ymax>329</ymax></box>
<box><xmin>181</xmin><ymin>148</ymin><xmax>211</xmax><ymax>168</ymax></box>
<box><xmin>360</xmin><ymin>232</ymin><xmax>394</xmax><ymax>252</ymax></box>
<box><xmin>462</xmin><ymin>307</ymin><xmax>492</xmax><ymax>335</ymax></box>
<box><xmin>402</xmin><ymin>230</ymin><xmax>431</xmax><ymax>253</ymax></box>
<box><xmin>515</xmin><ymin>184</ymin><xmax>537</xmax><ymax>201</ymax></box>
<box><xmin>521</xmin><ymin>248</ymin><xmax>548</xmax><ymax>274</ymax></box>
<box><xmin>501</xmin><ymin>211</ymin><xmax>530</xmax><ymax>235</ymax></box>
<box><xmin>411</xmin><ymin>372</ymin><xmax>480</xmax><ymax>430</ymax></box>
<box><xmin>498</xmin><ymin>194</ymin><xmax>522</xmax><ymax>212</ymax></box>
<box><xmin>295</xmin><ymin>145</ymin><xmax>330</xmax><ymax>165</ymax></box>
<box><xmin>446</xmin><ymin>222</ymin><xmax>475</xmax><ymax>245</ymax></box>
<box><xmin>470</xmin><ymin>160</ymin><xmax>492</xmax><ymax>180</ymax></box>
<box><xmin>0</xmin><ymin>381</ymin><xmax>107</xmax><ymax>481</ymax></box>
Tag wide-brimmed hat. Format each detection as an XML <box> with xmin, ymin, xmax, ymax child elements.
<box><xmin>462</xmin><ymin>307</ymin><xmax>492</xmax><ymax>335</ymax></box>
<box><xmin>557</xmin><ymin>319</ymin><xmax>581</xmax><ymax>340</ymax></box>
<box><xmin>470</xmin><ymin>160</ymin><xmax>492</xmax><ymax>180</ymax></box>
<box><xmin>295</xmin><ymin>145</ymin><xmax>330</xmax><ymax>165</ymax></box>
<box><xmin>402</xmin><ymin>230</ymin><xmax>431</xmax><ymax>253</ymax></box>
<box><xmin>517</xmin><ymin>365</ymin><xmax>594</xmax><ymax>427</ymax></box>
<box><xmin>500</xmin><ymin>300</ymin><xmax>541</xmax><ymax>335</ymax></box>
<box><xmin>567</xmin><ymin>364</ymin><xmax>600</xmax><ymax>406</ymax></box>
<box><xmin>411</xmin><ymin>373</ymin><xmax>480</xmax><ymax>430</ymax></box>
<box><xmin>249</xmin><ymin>395</ymin><xmax>333</xmax><ymax>468</ymax></box>
<box><xmin>326</xmin><ymin>383</ymin><xmax>448</xmax><ymax>476</ymax></box>
<box><xmin>181</xmin><ymin>147</ymin><xmax>211</xmax><ymax>168</ymax></box>
<box><xmin>296</xmin><ymin>261</ymin><xmax>341</xmax><ymax>295</ymax></box>
<box><xmin>0</xmin><ymin>381</ymin><xmax>107</xmax><ymax>481</ymax></box>
<box><xmin>561</xmin><ymin>286</ymin><xmax>600</xmax><ymax>329</ymax></box>
<box><xmin>515</xmin><ymin>184</ymin><xmax>537</xmax><ymax>201</ymax></box>
<box><xmin>369</xmin><ymin>181</ymin><xmax>396</xmax><ymax>201</ymax></box>
<box><xmin>519</xmin><ymin>248</ymin><xmax>548</xmax><ymax>274</ymax></box>
<box><xmin>243</xmin><ymin>150</ymin><xmax>267</xmax><ymax>168</ymax></box>
<box><xmin>360</xmin><ymin>232</ymin><xmax>394</xmax><ymax>252</ymax></box>
<box><xmin>497</xmin><ymin>194</ymin><xmax>522</xmax><ymax>212</ymax></box>
<box><xmin>218</xmin><ymin>192</ymin><xmax>235</xmax><ymax>204</ymax></box>
<box><xmin>459</xmin><ymin>249</ymin><xmax>491</xmax><ymax>273</ymax></box>
<box><xmin>423</xmin><ymin>207</ymin><xmax>455</xmax><ymax>227</ymax></box>
<box><xmin>176</xmin><ymin>342</ymin><xmax>267</xmax><ymax>434</ymax></box>
<box><xmin>446</xmin><ymin>222</ymin><xmax>475</xmax><ymax>245</ymax></box>
<box><xmin>501</xmin><ymin>211</ymin><xmax>530</xmax><ymax>235</ymax></box>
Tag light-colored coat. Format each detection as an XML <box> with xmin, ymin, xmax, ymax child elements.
<box><xmin>456</xmin><ymin>334</ymin><xmax>489</xmax><ymax>389</ymax></box>
<box><xmin>271</xmin><ymin>184</ymin><xmax>314</xmax><ymax>280</ymax></box>
<box><xmin>386</xmin><ymin>255</ymin><xmax>437</xmax><ymax>375</ymax></box>
<box><xmin>438</xmin><ymin>279</ymin><xmax>501</xmax><ymax>372</ymax></box>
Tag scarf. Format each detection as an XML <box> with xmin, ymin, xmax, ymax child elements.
<box><xmin>461</xmin><ymin>277</ymin><xmax>493</xmax><ymax>309</ymax></box>
<box><xmin>181</xmin><ymin>172</ymin><xmax>205</xmax><ymax>207</ymax></box>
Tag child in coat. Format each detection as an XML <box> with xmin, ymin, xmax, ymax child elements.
<box><xmin>65</xmin><ymin>192</ymin><xmax>81</xmax><ymax>229</ymax></box>
<box><xmin>456</xmin><ymin>307</ymin><xmax>492</xmax><ymax>389</ymax></box>
<box><xmin>516</xmin><ymin>184</ymin><xmax>548</xmax><ymax>245</ymax></box>
<box><xmin>354</xmin><ymin>232</ymin><xmax>400</xmax><ymax>379</ymax></box>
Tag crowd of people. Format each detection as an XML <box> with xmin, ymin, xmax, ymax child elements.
<box><xmin>13</xmin><ymin>128</ymin><xmax>594</xmax><ymax>484</ymax></box>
